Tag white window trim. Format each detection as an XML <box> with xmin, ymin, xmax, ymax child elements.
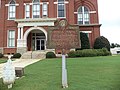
<box><xmin>80</xmin><ymin>31</ymin><xmax>92</xmax><ymax>38</ymax></box>
<box><xmin>7</xmin><ymin>30</ymin><xmax>15</xmax><ymax>48</ymax></box>
<box><xmin>54</xmin><ymin>1</ymin><xmax>69</xmax><ymax>4</ymax></box>
<box><xmin>80</xmin><ymin>31</ymin><xmax>92</xmax><ymax>33</ymax></box>
<box><xmin>41</xmin><ymin>2</ymin><xmax>49</xmax><ymax>5</ymax></box>
<box><xmin>5</xmin><ymin>4</ymin><xmax>19</xmax><ymax>6</ymax></box>
<box><xmin>74</xmin><ymin>11</ymin><xmax>96</xmax><ymax>14</ymax></box>
<box><xmin>77</xmin><ymin>6</ymin><xmax>90</xmax><ymax>25</ymax></box>
<box><xmin>8</xmin><ymin>4</ymin><xmax>16</xmax><ymax>20</ymax></box>
<box><xmin>57</xmin><ymin>0</ymin><xmax>66</xmax><ymax>18</ymax></box>
<box><xmin>42</xmin><ymin>2</ymin><xmax>48</xmax><ymax>17</ymax></box>
<box><xmin>32</xmin><ymin>2</ymin><xmax>40</xmax><ymax>18</ymax></box>
<box><xmin>25</xmin><ymin>4</ymin><xmax>30</xmax><ymax>19</ymax></box>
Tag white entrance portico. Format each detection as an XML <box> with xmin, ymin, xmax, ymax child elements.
<box><xmin>15</xmin><ymin>18</ymin><xmax>57</xmax><ymax>54</ymax></box>
<box><xmin>24</xmin><ymin>27</ymin><xmax>47</xmax><ymax>51</ymax></box>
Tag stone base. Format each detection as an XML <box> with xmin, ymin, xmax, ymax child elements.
<box><xmin>17</xmin><ymin>47</ymin><xmax>27</xmax><ymax>55</ymax></box>
<box><xmin>0</xmin><ymin>48</ymin><xmax>3</xmax><ymax>54</ymax></box>
<box><xmin>15</xmin><ymin>67</ymin><xmax>24</xmax><ymax>77</ymax></box>
<box><xmin>45</xmin><ymin>49</ymin><xmax>55</xmax><ymax>53</ymax></box>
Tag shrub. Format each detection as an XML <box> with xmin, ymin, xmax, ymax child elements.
<box><xmin>94</xmin><ymin>36</ymin><xmax>111</xmax><ymax>51</ymax></box>
<box><xmin>68</xmin><ymin>49</ymin><xmax>111</xmax><ymax>58</ymax></box>
<box><xmin>102</xmin><ymin>48</ymin><xmax>111</xmax><ymax>56</ymax></box>
<box><xmin>12</xmin><ymin>53</ymin><xmax>21</xmax><ymax>58</ymax></box>
<box><xmin>46</xmin><ymin>52</ymin><xmax>56</xmax><ymax>58</ymax></box>
<box><xmin>76</xmin><ymin>32</ymin><xmax>90</xmax><ymax>50</ymax></box>
<box><xmin>0</xmin><ymin>53</ymin><xmax>3</xmax><ymax>58</ymax></box>
<box><xmin>68</xmin><ymin>51</ymin><xmax>76</xmax><ymax>58</ymax></box>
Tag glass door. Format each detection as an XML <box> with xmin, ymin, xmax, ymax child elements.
<box><xmin>41</xmin><ymin>39</ymin><xmax>45</xmax><ymax>50</ymax></box>
<box><xmin>36</xmin><ymin>39</ymin><xmax>45</xmax><ymax>50</ymax></box>
<box><xmin>36</xmin><ymin>39</ymin><xmax>41</xmax><ymax>50</ymax></box>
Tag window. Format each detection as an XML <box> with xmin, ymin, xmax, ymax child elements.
<box><xmin>78</xmin><ymin>6</ymin><xmax>89</xmax><ymax>24</ymax></box>
<box><xmin>42</xmin><ymin>3</ymin><xmax>47</xmax><ymax>17</ymax></box>
<box><xmin>25</xmin><ymin>4</ymin><xmax>30</xmax><ymax>18</ymax></box>
<box><xmin>8</xmin><ymin>30</ymin><xmax>15</xmax><ymax>47</ymax></box>
<box><xmin>32</xmin><ymin>0</ymin><xmax>40</xmax><ymax>18</ymax></box>
<box><xmin>58</xmin><ymin>0</ymin><xmax>65</xmax><ymax>18</ymax></box>
<box><xmin>8</xmin><ymin>0</ymin><xmax>16</xmax><ymax>19</ymax></box>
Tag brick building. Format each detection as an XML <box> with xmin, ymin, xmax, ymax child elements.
<box><xmin>0</xmin><ymin>0</ymin><xmax>101</xmax><ymax>55</ymax></box>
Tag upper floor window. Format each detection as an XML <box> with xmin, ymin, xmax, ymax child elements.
<box><xmin>8</xmin><ymin>30</ymin><xmax>15</xmax><ymax>47</ymax></box>
<box><xmin>32</xmin><ymin>0</ymin><xmax>40</xmax><ymax>18</ymax></box>
<box><xmin>78</xmin><ymin>6</ymin><xmax>89</xmax><ymax>24</ymax></box>
<box><xmin>25</xmin><ymin>4</ymin><xmax>30</xmax><ymax>19</ymax></box>
<box><xmin>8</xmin><ymin>0</ymin><xmax>16</xmax><ymax>20</ymax></box>
<box><xmin>58</xmin><ymin>0</ymin><xmax>65</xmax><ymax>18</ymax></box>
<box><xmin>42</xmin><ymin>3</ymin><xmax>48</xmax><ymax>17</ymax></box>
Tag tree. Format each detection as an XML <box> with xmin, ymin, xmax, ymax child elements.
<box><xmin>76</xmin><ymin>32</ymin><xmax>90</xmax><ymax>50</ymax></box>
<box><xmin>111</xmin><ymin>43</ymin><xmax>116</xmax><ymax>48</ymax></box>
<box><xmin>94</xmin><ymin>36</ymin><xmax>110</xmax><ymax>51</ymax></box>
<box><xmin>111</xmin><ymin>43</ymin><xmax>120</xmax><ymax>48</ymax></box>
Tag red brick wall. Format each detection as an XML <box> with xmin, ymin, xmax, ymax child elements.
<box><xmin>0</xmin><ymin>0</ymin><xmax>100</xmax><ymax>54</ymax></box>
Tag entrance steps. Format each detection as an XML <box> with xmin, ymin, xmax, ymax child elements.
<box><xmin>20</xmin><ymin>51</ymin><xmax>46</xmax><ymax>59</ymax></box>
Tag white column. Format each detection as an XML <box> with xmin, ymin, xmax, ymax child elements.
<box><xmin>18</xmin><ymin>27</ymin><xmax>20</xmax><ymax>40</ymax></box>
<box><xmin>21</xmin><ymin>27</ymin><xmax>23</xmax><ymax>39</ymax></box>
<box><xmin>62</xmin><ymin>52</ymin><xmax>68</xmax><ymax>88</ymax></box>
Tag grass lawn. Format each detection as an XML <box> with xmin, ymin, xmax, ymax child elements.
<box><xmin>1</xmin><ymin>56</ymin><xmax>120</xmax><ymax>90</ymax></box>
<box><xmin>0</xmin><ymin>59</ymin><xmax>7</xmax><ymax>64</ymax></box>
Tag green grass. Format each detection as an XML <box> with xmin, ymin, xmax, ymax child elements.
<box><xmin>1</xmin><ymin>56</ymin><xmax>120</xmax><ymax>90</ymax></box>
<box><xmin>0</xmin><ymin>59</ymin><xmax>7</xmax><ymax>64</ymax></box>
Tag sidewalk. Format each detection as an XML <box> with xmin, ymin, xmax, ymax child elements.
<box><xmin>0</xmin><ymin>59</ymin><xmax>41</xmax><ymax>78</ymax></box>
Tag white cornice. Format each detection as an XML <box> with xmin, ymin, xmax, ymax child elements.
<box><xmin>15</xmin><ymin>18</ymin><xmax>57</xmax><ymax>23</ymax></box>
<box><xmin>5</xmin><ymin>4</ymin><xmax>19</xmax><ymax>6</ymax></box>
<box><xmin>15</xmin><ymin>18</ymin><xmax>57</xmax><ymax>27</ymax></box>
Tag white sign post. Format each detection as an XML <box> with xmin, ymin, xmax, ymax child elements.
<box><xmin>62</xmin><ymin>49</ymin><xmax>68</xmax><ymax>88</ymax></box>
<box><xmin>2</xmin><ymin>55</ymin><xmax>15</xmax><ymax>89</ymax></box>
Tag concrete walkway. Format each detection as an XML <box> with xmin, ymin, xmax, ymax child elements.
<box><xmin>0</xmin><ymin>59</ymin><xmax>41</xmax><ymax>78</ymax></box>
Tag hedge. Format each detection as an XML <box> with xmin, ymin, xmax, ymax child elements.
<box><xmin>12</xmin><ymin>53</ymin><xmax>21</xmax><ymax>58</ymax></box>
<box><xmin>0</xmin><ymin>53</ymin><xmax>3</xmax><ymax>58</ymax></box>
<box><xmin>46</xmin><ymin>52</ymin><xmax>56</xmax><ymax>58</ymax></box>
<box><xmin>68</xmin><ymin>48</ymin><xmax>111</xmax><ymax>58</ymax></box>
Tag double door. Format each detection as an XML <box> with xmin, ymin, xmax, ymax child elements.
<box><xmin>36</xmin><ymin>39</ymin><xmax>45</xmax><ymax>50</ymax></box>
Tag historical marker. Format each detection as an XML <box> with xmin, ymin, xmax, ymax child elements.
<box><xmin>47</xmin><ymin>19</ymin><xmax>81</xmax><ymax>53</ymax></box>
<box><xmin>47</xmin><ymin>19</ymin><xmax>81</xmax><ymax>88</ymax></box>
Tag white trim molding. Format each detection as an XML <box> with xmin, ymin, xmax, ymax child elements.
<box><xmin>41</xmin><ymin>2</ymin><xmax>49</xmax><ymax>5</ymax></box>
<box><xmin>54</xmin><ymin>1</ymin><xmax>69</xmax><ymax>4</ymax></box>
<box><xmin>5</xmin><ymin>4</ymin><xmax>19</xmax><ymax>6</ymax></box>
<box><xmin>89</xmin><ymin>11</ymin><xmax>96</xmax><ymax>14</ymax></box>
<box><xmin>15</xmin><ymin>18</ymin><xmax>57</xmax><ymax>27</ymax></box>
<box><xmin>80</xmin><ymin>31</ymin><xmax>92</xmax><ymax>33</ymax></box>
<box><xmin>74</xmin><ymin>12</ymin><xmax>78</xmax><ymax>14</ymax></box>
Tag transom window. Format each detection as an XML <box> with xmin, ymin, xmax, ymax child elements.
<box><xmin>78</xmin><ymin>6</ymin><xmax>90</xmax><ymax>24</ymax></box>
<box><xmin>58</xmin><ymin>0</ymin><xmax>65</xmax><ymax>18</ymax></box>
<box><xmin>42</xmin><ymin>3</ymin><xmax>48</xmax><ymax>17</ymax></box>
<box><xmin>32</xmin><ymin>0</ymin><xmax>40</xmax><ymax>18</ymax></box>
<box><xmin>8</xmin><ymin>0</ymin><xmax>16</xmax><ymax>19</ymax></box>
<box><xmin>25</xmin><ymin>4</ymin><xmax>30</xmax><ymax>19</ymax></box>
<box><xmin>8</xmin><ymin>30</ymin><xmax>15</xmax><ymax>47</ymax></box>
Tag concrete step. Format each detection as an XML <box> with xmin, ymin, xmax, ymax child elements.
<box><xmin>20</xmin><ymin>51</ymin><xmax>46</xmax><ymax>59</ymax></box>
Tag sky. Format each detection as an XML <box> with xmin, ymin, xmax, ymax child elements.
<box><xmin>98</xmin><ymin>0</ymin><xmax>120</xmax><ymax>44</ymax></box>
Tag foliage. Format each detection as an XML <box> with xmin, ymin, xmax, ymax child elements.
<box><xmin>0</xmin><ymin>59</ymin><xmax>7</xmax><ymax>64</ymax></box>
<box><xmin>111</xmin><ymin>43</ymin><xmax>120</xmax><ymax>48</ymax></box>
<box><xmin>12</xmin><ymin>53</ymin><xmax>21</xmax><ymax>58</ymax></box>
<box><xmin>67</xmin><ymin>50</ymin><xmax>76</xmax><ymax>58</ymax></box>
<box><xmin>46</xmin><ymin>52</ymin><xmax>56</xmax><ymax>58</ymax></box>
<box><xmin>68</xmin><ymin>48</ymin><xmax>111</xmax><ymax>57</ymax></box>
<box><xmin>94</xmin><ymin>36</ymin><xmax>111</xmax><ymax>51</ymax></box>
<box><xmin>0</xmin><ymin>53</ymin><xmax>3</xmax><ymax>58</ymax></box>
<box><xmin>76</xmin><ymin>32</ymin><xmax>90</xmax><ymax>50</ymax></box>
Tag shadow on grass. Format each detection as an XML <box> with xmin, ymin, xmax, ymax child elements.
<box><xmin>0</xmin><ymin>79</ymin><xmax>8</xmax><ymax>90</ymax></box>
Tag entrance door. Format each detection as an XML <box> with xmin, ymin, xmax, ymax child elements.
<box><xmin>36</xmin><ymin>39</ymin><xmax>45</xmax><ymax>50</ymax></box>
